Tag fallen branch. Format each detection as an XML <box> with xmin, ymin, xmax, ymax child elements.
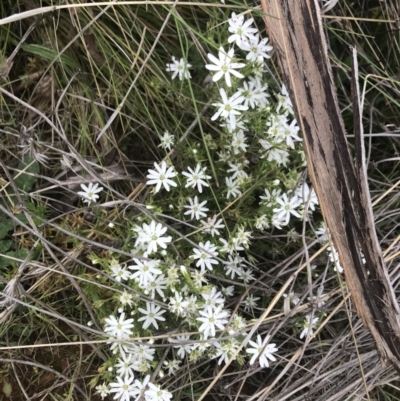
<box><xmin>261</xmin><ymin>0</ymin><xmax>400</xmax><ymax>373</ymax></box>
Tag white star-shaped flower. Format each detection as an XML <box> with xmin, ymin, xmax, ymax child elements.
<box><xmin>295</xmin><ymin>182</ymin><xmax>319</xmax><ymax>212</ymax></box>
<box><xmin>109</xmin><ymin>376</ymin><xmax>135</xmax><ymax>401</ymax></box>
<box><xmin>225</xmin><ymin>176</ymin><xmax>241</xmax><ymax>199</ymax></box>
<box><xmin>163</xmin><ymin>359</ymin><xmax>181</xmax><ymax>376</ymax></box>
<box><xmin>299</xmin><ymin>314</ymin><xmax>319</xmax><ymax>339</ymax></box>
<box><xmin>223</xmin><ymin>255</ymin><xmax>244</xmax><ymax>279</ymax></box>
<box><xmin>109</xmin><ymin>260</ymin><xmax>130</xmax><ymax>282</ymax></box>
<box><xmin>169</xmin><ymin>292</ymin><xmax>189</xmax><ymax>316</ymax></box>
<box><xmin>281</xmin><ymin>119</ymin><xmax>302</xmax><ymax>149</ymax></box>
<box><xmin>141</xmin><ymin>220</ymin><xmax>172</xmax><ymax>254</ymax></box>
<box><xmin>239</xmin><ymin>78</ymin><xmax>270</xmax><ymax>109</ymax></box>
<box><xmin>172</xmin><ymin>335</ymin><xmax>193</xmax><ymax>358</ymax></box>
<box><xmin>145</xmin><ymin>383</ymin><xmax>172</xmax><ymax>401</ymax></box>
<box><xmin>128</xmin><ymin>258</ymin><xmax>162</xmax><ymax>287</ymax></box>
<box><xmin>241</xmin><ymin>294</ymin><xmax>260</xmax><ymax>312</ymax></box>
<box><xmin>211</xmin><ymin>88</ymin><xmax>248</xmax><ymax>130</ymax></box>
<box><xmin>228</xmin><ymin>13</ymin><xmax>258</xmax><ymax>47</ymax></box>
<box><xmin>231</xmin><ymin>130</ymin><xmax>248</xmax><ymax>154</ymax></box>
<box><xmin>146</xmin><ymin>274</ymin><xmax>167</xmax><ymax>299</ymax></box>
<box><xmin>197</xmin><ymin>306</ymin><xmax>229</xmax><ymax>339</ymax></box>
<box><xmin>182</xmin><ymin>164</ymin><xmax>211</xmax><ymax>193</ymax></box>
<box><xmin>276</xmin><ymin>84</ymin><xmax>294</xmax><ymax>114</ymax></box>
<box><xmin>184</xmin><ymin>196</ymin><xmax>209</xmax><ymax>220</ymax></box>
<box><xmin>115</xmin><ymin>353</ymin><xmax>136</xmax><ymax>380</ymax></box>
<box><xmin>205</xmin><ymin>47</ymin><xmax>245</xmax><ymax>87</ymax></box>
<box><xmin>138</xmin><ymin>302</ymin><xmax>166</xmax><ymax>330</ymax></box>
<box><xmin>77</xmin><ymin>182</ymin><xmax>103</xmax><ymax>204</ymax></box>
<box><xmin>166</xmin><ymin>56</ymin><xmax>192</xmax><ymax>80</ymax></box>
<box><xmin>219</xmin><ymin>238</ymin><xmax>236</xmax><ymax>254</ymax></box>
<box><xmin>95</xmin><ymin>383</ymin><xmax>109</xmax><ymax>399</ymax></box>
<box><xmin>104</xmin><ymin>312</ymin><xmax>134</xmax><ymax>339</ymax></box>
<box><xmin>246</xmin><ymin>334</ymin><xmax>278</xmax><ymax>368</ymax></box>
<box><xmin>159</xmin><ymin>131</ymin><xmax>175</xmax><ymax>150</ymax></box>
<box><xmin>200</xmin><ymin>215</ymin><xmax>225</xmax><ymax>237</ymax></box>
<box><xmin>146</xmin><ymin>161</ymin><xmax>177</xmax><ymax>193</ymax></box>
<box><xmin>215</xmin><ymin>339</ymin><xmax>240</xmax><ymax>365</ymax></box>
<box><xmin>201</xmin><ymin>287</ymin><xmax>225</xmax><ymax>310</ymax></box>
<box><xmin>260</xmin><ymin>188</ymin><xmax>282</xmax><ymax>207</ymax></box>
<box><xmin>240</xmin><ymin>34</ymin><xmax>273</xmax><ymax>61</ymax></box>
<box><xmin>273</xmin><ymin>193</ymin><xmax>302</xmax><ymax>225</ymax></box>
<box><xmin>227</xmin><ymin>161</ymin><xmax>248</xmax><ymax>179</ymax></box>
<box><xmin>191</xmin><ymin>241</ymin><xmax>219</xmax><ymax>272</ymax></box>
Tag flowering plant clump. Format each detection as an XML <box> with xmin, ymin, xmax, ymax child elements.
<box><xmin>85</xmin><ymin>10</ymin><xmax>347</xmax><ymax>401</ymax></box>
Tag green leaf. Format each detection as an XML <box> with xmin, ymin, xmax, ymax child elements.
<box><xmin>0</xmin><ymin>218</ymin><xmax>14</xmax><ymax>240</ymax></box>
<box><xmin>2</xmin><ymin>379</ymin><xmax>12</xmax><ymax>397</ymax></box>
<box><xmin>0</xmin><ymin>240</ymin><xmax>13</xmax><ymax>253</ymax></box>
<box><xmin>21</xmin><ymin>44</ymin><xmax>77</xmax><ymax>68</ymax></box>
<box><xmin>0</xmin><ymin>248</ymin><xmax>30</xmax><ymax>269</ymax></box>
<box><xmin>13</xmin><ymin>156</ymin><xmax>39</xmax><ymax>192</ymax></box>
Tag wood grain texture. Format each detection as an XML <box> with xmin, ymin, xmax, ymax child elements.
<box><xmin>261</xmin><ymin>0</ymin><xmax>400</xmax><ymax>372</ymax></box>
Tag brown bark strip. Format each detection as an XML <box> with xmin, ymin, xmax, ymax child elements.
<box><xmin>261</xmin><ymin>0</ymin><xmax>400</xmax><ymax>372</ymax></box>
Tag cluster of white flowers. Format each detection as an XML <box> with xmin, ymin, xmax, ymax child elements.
<box><xmin>85</xmin><ymin>9</ymin><xmax>346</xmax><ymax>400</ymax></box>
<box><xmin>205</xmin><ymin>13</ymin><xmax>273</xmax><ymax>132</ymax></box>
<box><xmin>99</xmin><ymin>310</ymin><xmax>173</xmax><ymax>400</ymax></box>
<box><xmin>257</xmin><ymin>182</ymin><xmax>319</xmax><ymax>229</ymax></box>
<box><xmin>96</xmin><ymin>200</ymin><xmax>272</xmax><ymax>399</ymax></box>
<box><xmin>96</xmin><ymin>374</ymin><xmax>172</xmax><ymax>401</ymax></box>
<box><xmin>146</xmin><ymin>161</ymin><xmax>210</xmax><ymax>194</ymax></box>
